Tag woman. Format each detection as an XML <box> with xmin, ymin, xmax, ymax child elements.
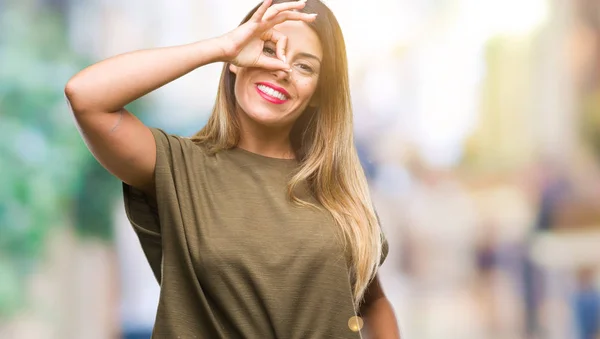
<box><xmin>65</xmin><ymin>0</ymin><xmax>400</xmax><ymax>337</ymax></box>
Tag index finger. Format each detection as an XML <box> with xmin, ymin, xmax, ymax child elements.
<box><xmin>250</xmin><ymin>0</ymin><xmax>273</xmax><ymax>23</ymax></box>
<box><xmin>267</xmin><ymin>30</ymin><xmax>288</xmax><ymax>63</ymax></box>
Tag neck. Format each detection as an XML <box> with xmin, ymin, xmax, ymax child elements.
<box><xmin>236</xmin><ymin>111</ymin><xmax>296</xmax><ymax>160</ymax></box>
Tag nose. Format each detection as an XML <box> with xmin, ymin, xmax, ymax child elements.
<box><xmin>271</xmin><ymin>68</ymin><xmax>290</xmax><ymax>82</ymax></box>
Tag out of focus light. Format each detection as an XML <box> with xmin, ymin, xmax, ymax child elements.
<box><xmin>489</xmin><ymin>0</ymin><xmax>549</xmax><ymax>36</ymax></box>
<box><xmin>531</xmin><ymin>231</ymin><xmax>600</xmax><ymax>269</ymax></box>
<box><xmin>467</xmin><ymin>0</ymin><xmax>550</xmax><ymax>37</ymax></box>
<box><xmin>329</xmin><ymin>0</ymin><xmax>429</xmax><ymax>65</ymax></box>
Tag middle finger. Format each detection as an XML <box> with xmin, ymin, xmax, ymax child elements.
<box><xmin>269</xmin><ymin>11</ymin><xmax>317</xmax><ymax>27</ymax></box>
<box><xmin>262</xmin><ymin>0</ymin><xmax>308</xmax><ymax>21</ymax></box>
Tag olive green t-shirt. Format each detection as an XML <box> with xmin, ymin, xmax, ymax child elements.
<box><xmin>122</xmin><ymin>128</ymin><xmax>388</xmax><ymax>338</ymax></box>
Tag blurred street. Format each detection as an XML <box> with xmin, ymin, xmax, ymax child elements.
<box><xmin>1</xmin><ymin>0</ymin><xmax>600</xmax><ymax>338</ymax></box>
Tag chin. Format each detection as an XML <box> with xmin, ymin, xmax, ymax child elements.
<box><xmin>245</xmin><ymin>109</ymin><xmax>289</xmax><ymax>127</ymax></box>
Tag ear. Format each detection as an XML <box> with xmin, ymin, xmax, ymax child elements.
<box><xmin>229</xmin><ymin>63</ymin><xmax>239</xmax><ymax>74</ymax></box>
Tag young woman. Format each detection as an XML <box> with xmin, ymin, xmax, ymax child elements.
<box><xmin>65</xmin><ymin>0</ymin><xmax>400</xmax><ymax>337</ymax></box>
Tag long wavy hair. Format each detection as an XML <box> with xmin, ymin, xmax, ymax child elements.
<box><xmin>191</xmin><ymin>0</ymin><xmax>384</xmax><ymax>308</ymax></box>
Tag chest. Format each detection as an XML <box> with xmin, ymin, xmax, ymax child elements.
<box><xmin>182</xmin><ymin>171</ymin><xmax>346</xmax><ymax>274</ymax></box>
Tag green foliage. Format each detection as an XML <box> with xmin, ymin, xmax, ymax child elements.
<box><xmin>0</xmin><ymin>3</ymin><xmax>148</xmax><ymax>318</ymax></box>
<box><xmin>0</xmin><ymin>4</ymin><xmax>86</xmax><ymax>318</ymax></box>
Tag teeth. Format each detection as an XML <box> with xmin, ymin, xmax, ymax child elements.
<box><xmin>258</xmin><ymin>84</ymin><xmax>287</xmax><ymax>100</ymax></box>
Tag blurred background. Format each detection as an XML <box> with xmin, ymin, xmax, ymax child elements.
<box><xmin>1</xmin><ymin>0</ymin><xmax>600</xmax><ymax>338</ymax></box>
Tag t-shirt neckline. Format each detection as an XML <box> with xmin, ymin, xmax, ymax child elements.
<box><xmin>230</xmin><ymin>146</ymin><xmax>298</xmax><ymax>165</ymax></box>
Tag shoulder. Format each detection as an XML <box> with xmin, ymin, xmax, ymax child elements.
<box><xmin>147</xmin><ymin>128</ymin><xmax>215</xmax><ymax>172</ymax></box>
<box><xmin>149</xmin><ymin>127</ymin><xmax>210</xmax><ymax>153</ymax></box>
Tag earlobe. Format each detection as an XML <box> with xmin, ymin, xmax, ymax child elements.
<box><xmin>229</xmin><ymin>63</ymin><xmax>239</xmax><ymax>74</ymax></box>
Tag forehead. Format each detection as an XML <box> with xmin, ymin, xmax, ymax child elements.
<box><xmin>273</xmin><ymin>21</ymin><xmax>322</xmax><ymax>59</ymax></box>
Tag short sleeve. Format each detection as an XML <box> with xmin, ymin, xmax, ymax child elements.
<box><xmin>121</xmin><ymin>127</ymin><xmax>186</xmax><ymax>283</ymax></box>
<box><xmin>123</xmin><ymin>182</ymin><xmax>162</xmax><ymax>282</ymax></box>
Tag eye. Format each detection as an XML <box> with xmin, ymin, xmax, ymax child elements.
<box><xmin>263</xmin><ymin>46</ymin><xmax>276</xmax><ymax>56</ymax></box>
<box><xmin>296</xmin><ymin>63</ymin><xmax>314</xmax><ymax>73</ymax></box>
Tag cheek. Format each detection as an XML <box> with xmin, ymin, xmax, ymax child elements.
<box><xmin>234</xmin><ymin>71</ymin><xmax>252</xmax><ymax>105</ymax></box>
<box><xmin>293</xmin><ymin>78</ymin><xmax>318</xmax><ymax>99</ymax></box>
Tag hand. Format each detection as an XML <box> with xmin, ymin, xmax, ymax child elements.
<box><xmin>218</xmin><ymin>0</ymin><xmax>317</xmax><ymax>71</ymax></box>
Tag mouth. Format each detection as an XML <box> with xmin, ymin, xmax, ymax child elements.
<box><xmin>255</xmin><ymin>82</ymin><xmax>290</xmax><ymax>105</ymax></box>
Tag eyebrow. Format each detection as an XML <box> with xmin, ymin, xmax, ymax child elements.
<box><xmin>297</xmin><ymin>52</ymin><xmax>322</xmax><ymax>64</ymax></box>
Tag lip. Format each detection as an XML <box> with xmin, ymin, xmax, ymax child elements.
<box><xmin>255</xmin><ymin>86</ymin><xmax>287</xmax><ymax>105</ymax></box>
<box><xmin>256</xmin><ymin>82</ymin><xmax>291</xmax><ymax>99</ymax></box>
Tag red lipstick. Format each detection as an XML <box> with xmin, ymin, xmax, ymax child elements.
<box><xmin>255</xmin><ymin>82</ymin><xmax>290</xmax><ymax>105</ymax></box>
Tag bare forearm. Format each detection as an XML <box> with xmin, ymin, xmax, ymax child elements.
<box><xmin>360</xmin><ymin>297</ymin><xmax>401</xmax><ymax>339</ymax></box>
<box><xmin>65</xmin><ymin>38</ymin><xmax>227</xmax><ymax>113</ymax></box>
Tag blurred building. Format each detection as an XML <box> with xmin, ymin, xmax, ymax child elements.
<box><xmin>1</xmin><ymin>0</ymin><xmax>600</xmax><ymax>339</ymax></box>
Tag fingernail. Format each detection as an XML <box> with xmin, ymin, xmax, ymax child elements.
<box><xmin>282</xmin><ymin>56</ymin><xmax>287</xmax><ymax>63</ymax></box>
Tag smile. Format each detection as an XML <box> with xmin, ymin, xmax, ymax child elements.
<box><xmin>255</xmin><ymin>83</ymin><xmax>290</xmax><ymax>104</ymax></box>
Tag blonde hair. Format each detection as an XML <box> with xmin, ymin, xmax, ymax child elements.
<box><xmin>191</xmin><ymin>0</ymin><xmax>384</xmax><ymax>308</ymax></box>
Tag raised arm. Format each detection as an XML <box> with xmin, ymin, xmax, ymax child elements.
<box><xmin>64</xmin><ymin>0</ymin><xmax>315</xmax><ymax>194</ymax></box>
<box><xmin>65</xmin><ymin>39</ymin><xmax>227</xmax><ymax>194</ymax></box>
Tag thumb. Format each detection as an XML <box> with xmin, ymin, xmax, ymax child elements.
<box><xmin>255</xmin><ymin>55</ymin><xmax>291</xmax><ymax>72</ymax></box>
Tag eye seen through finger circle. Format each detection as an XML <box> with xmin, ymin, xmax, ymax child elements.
<box><xmin>261</xmin><ymin>40</ymin><xmax>318</xmax><ymax>75</ymax></box>
<box><xmin>262</xmin><ymin>45</ymin><xmax>276</xmax><ymax>57</ymax></box>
